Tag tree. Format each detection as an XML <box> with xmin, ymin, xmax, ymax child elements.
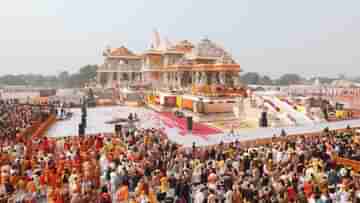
<box><xmin>0</xmin><ymin>64</ymin><xmax>98</xmax><ymax>88</ymax></box>
<box><xmin>277</xmin><ymin>74</ymin><xmax>303</xmax><ymax>86</ymax></box>
<box><xmin>79</xmin><ymin>65</ymin><xmax>97</xmax><ymax>81</ymax></box>
<box><xmin>58</xmin><ymin>71</ymin><xmax>69</xmax><ymax>82</ymax></box>
<box><xmin>240</xmin><ymin>72</ymin><xmax>261</xmax><ymax>84</ymax></box>
<box><xmin>338</xmin><ymin>73</ymin><xmax>346</xmax><ymax>80</ymax></box>
<box><xmin>77</xmin><ymin>65</ymin><xmax>97</xmax><ymax>87</ymax></box>
<box><xmin>260</xmin><ymin>76</ymin><xmax>273</xmax><ymax>85</ymax></box>
<box><xmin>0</xmin><ymin>75</ymin><xmax>27</xmax><ymax>86</ymax></box>
<box><xmin>354</xmin><ymin>77</ymin><xmax>360</xmax><ymax>83</ymax></box>
<box><xmin>64</xmin><ymin>65</ymin><xmax>97</xmax><ymax>88</ymax></box>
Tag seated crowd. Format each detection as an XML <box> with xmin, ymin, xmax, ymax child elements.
<box><xmin>0</xmin><ymin>100</ymin><xmax>38</xmax><ymax>139</ymax></box>
<box><xmin>1</xmin><ymin>106</ymin><xmax>360</xmax><ymax>202</ymax></box>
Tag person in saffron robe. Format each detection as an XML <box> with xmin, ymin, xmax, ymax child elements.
<box><xmin>0</xmin><ymin>165</ymin><xmax>14</xmax><ymax>200</ymax></box>
<box><xmin>99</xmin><ymin>186</ymin><xmax>112</xmax><ymax>203</ymax></box>
<box><xmin>116</xmin><ymin>181</ymin><xmax>129</xmax><ymax>203</ymax></box>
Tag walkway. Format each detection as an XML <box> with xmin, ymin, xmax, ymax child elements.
<box><xmin>271</xmin><ymin>96</ymin><xmax>313</xmax><ymax>125</ymax></box>
<box><xmin>45</xmin><ymin>106</ymin><xmax>360</xmax><ymax>147</ymax></box>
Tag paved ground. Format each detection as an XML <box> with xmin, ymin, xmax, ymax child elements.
<box><xmin>46</xmin><ymin>106</ymin><xmax>155</xmax><ymax>137</ymax></box>
<box><xmin>46</xmin><ymin>106</ymin><xmax>360</xmax><ymax>147</ymax></box>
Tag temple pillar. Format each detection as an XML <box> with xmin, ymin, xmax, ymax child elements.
<box><xmin>232</xmin><ymin>73</ymin><xmax>241</xmax><ymax>87</ymax></box>
<box><xmin>177</xmin><ymin>72</ymin><xmax>183</xmax><ymax>88</ymax></box>
<box><xmin>138</xmin><ymin>73</ymin><xmax>142</xmax><ymax>82</ymax></box>
<box><xmin>161</xmin><ymin>72</ymin><xmax>166</xmax><ymax>87</ymax></box>
<box><xmin>196</xmin><ymin>72</ymin><xmax>202</xmax><ymax>84</ymax></box>
<box><xmin>166</xmin><ymin>72</ymin><xmax>170</xmax><ymax>86</ymax></box>
<box><xmin>167</xmin><ymin>72</ymin><xmax>171</xmax><ymax>87</ymax></box>
<box><xmin>137</xmin><ymin>73</ymin><xmax>141</xmax><ymax>82</ymax></box>
<box><xmin>130</xmin><ymin>72</ymin><xmax>134</xmax><ymax>86</ymax></box>
<box><xmin>206</xmin><ymin>72</ymin><xmax>212</xmax><ymax>85</ymax></box>
<box><xmin>211</xmin><ymin>72</ymin><xmax>218</xmax><ymax>84</ymax></box>
<box><xmin>106</xmin><ymin>72</ymin><xmax>113</xmax><ymax>88</ymax></box>
<box><xmin>200</xmin><ymin>72</ymin><xmax>207</xmax><ymax>85</ymax></box>
<box><xmin>219</xmin><ymin>72</ymin><xmax>226</xmax><ymax>85</ymax></box>
<box><xmin>181</xmin><ymin>72</ymin><xmax>185</xmax><ymax>87</ymax></box>
<box><xmin>133</xmin><ymin>72</ymin><xmax>137</xmax><ymax>82</ymax></box>
<box><xmin>96</xmin><ymin>72</ymin><xmax>101</xmax><ymax>87</ymax></box>
<box><xmin>171</xmin><ymin>72</ymin><xmax>176</xmax><ymax>88</ymax></box>
<box><xmin>117</xmin><ymin>72</ymin><xmax>122</xmax><ymax>86</ymax></box>
<box><xmin>188</xmin><ymin>72</ymin><xmax>193</xmax><ymax>87</ymax></box>
<box><xmin>192</xmin><ymin>72</ymin><xmax>197</xmax><ymax>85</ymax></box>
<box><xmin>125</xmin><ymin>72</ymin><xmax>129</xmax><ymax>85</ymax></box>
<box><xmin>173</xmin><ymin>72</ymin><xmax>177</xmax><ymax>88</ymax></box>
<box><xmin>167</xmin><ymin>72</ymin><xmax>171</xmax><ymax>88</ymax></box>
<box><xmin>133</xmin><ymin>72</ymin><xmax>136</xmax><ymax>82</ymax></box>
<box><xmin>225</xmin><ymin>72</ymin><xmax>233</xmax><ymax>86</ymax></box>
<box><xmin>103</xmin><ymin>72</ymin><xmax>108</xmax><ymax>87</ymax></box>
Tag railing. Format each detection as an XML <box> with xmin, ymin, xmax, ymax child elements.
<box><xmin>333</xmin><ymin>156</ymin><xmax>360</xmax><ymax>172</ymax></box>
<box><xmin>32</xmin><ymin>114</ymin><xmax>57</xmax><ymax>138</ymax></box>
<box><xmin>141</xmin><ymin>64</ymin><xmax>164</xmax><ymax>71</ymax></box>
<box><xmin>97</xmin><ymin>64</ymin><xmax>141</xmax><ymax>72</ymax></box>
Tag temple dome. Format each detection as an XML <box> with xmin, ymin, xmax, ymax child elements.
<box><xmin>166</xmin><ymin>40</ymin><xmax>194</xmax><ymax>52</ymax></box>
<box><xmin>109</xmin><ymin>46</ymin><xmax>137</xmax><ymax>57</ymax></box>
<box><xmin>192</xmin><ymin>38</ymin><xmax>225</xmax><ymax>58</ymax></box>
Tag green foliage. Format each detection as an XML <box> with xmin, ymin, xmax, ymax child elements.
<box><xmin>240</xmin><ymin>72</ymin><xmax>261</xmax><ymax>84</ymax></box>
<box><xmin>0</xmin><ymin>75</ymin><xmax>27</xmax><ymax>86</ymax></box>
<box><xmin>259</xmin><ymin>75</ymin><xmax>273</xmax><ymax>85</ymax></box>
<box><xmin>0</xmin><ymin>65</ymin><xmax>97</xmax><ymax>88</ymax></box>
<box><xmin>276</xmin><ymin>73</ymin><xmax>303</xmax><ymax>86</ymax></box>
<box><xmin>240</xmin><ymin>72</ymin><xmax>303</xmax><ymax>86</ymax></box>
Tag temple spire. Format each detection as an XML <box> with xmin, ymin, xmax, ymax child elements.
<box><xmin>164</xmin><ymin>37</ymin><xmax>172</xmax><ymax>50</ymax></box>
<box><xmin>152</xmin><ymin>28</ymin><xmax>161</xmax><ymax>49</ymax></box>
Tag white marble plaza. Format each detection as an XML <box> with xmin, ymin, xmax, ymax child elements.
<box><xmin>45</xmin><ymin>106</ymin><xmax>360</xmax><ymax>147</ymax></box>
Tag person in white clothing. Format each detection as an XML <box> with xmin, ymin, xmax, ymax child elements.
<box><xmin>224</xmin><ymin>189</ymin><xmax>233</xmax><ymax>203</ymax></box>
<box><xmin>193</xmin><ymin>187</ymin><xmax>205</xmax><ymax>203</ymax></box>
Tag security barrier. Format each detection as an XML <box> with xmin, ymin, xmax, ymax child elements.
<box><xmin>32</xmin><ymin>114</ymin><xmax>57</xmax><ymax>138</ymax></box>
<box><xmin>332</xmin><ymin>156</ymin><xmax>360</xmax><ymax>172</ymax></box>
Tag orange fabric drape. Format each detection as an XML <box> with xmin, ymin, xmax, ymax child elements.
<box><xmin>182</xmin><ymin>99</ymin><xmax>193</xmax><ymax>110</ymax></box>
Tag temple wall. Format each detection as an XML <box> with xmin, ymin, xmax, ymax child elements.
<box><xmin>203</xmin><ymin>103</ymin><xmax>233</xmax><ymax>113</ymax></box>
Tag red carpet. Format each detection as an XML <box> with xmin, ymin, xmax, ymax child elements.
<box><xmin>158</xmin><ymin>112</ymin><xmax>222</xmax><ymax>136</ymax></box>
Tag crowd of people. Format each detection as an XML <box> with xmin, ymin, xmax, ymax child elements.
<box><xmin>1</xmin><ymin>103</ymin><xmax>360</xmax><ymax>202</ymax></box>
<box><xmin>0</xmin><ymin>100</ymin><xmax>39</xmax><ymax>140</ymax></box>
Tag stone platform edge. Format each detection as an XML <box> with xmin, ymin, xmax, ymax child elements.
<box><xmin>33</xmin><ymin>115</ymin><xmax>57</xmax><ymax>138</ymax></box>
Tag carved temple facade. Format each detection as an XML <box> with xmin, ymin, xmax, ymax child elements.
<box><xmin>97</xmin><ymin>36</ymin><xmax>245</xmax><ymax>97</ymax></box>
<box><xmin>97</xmin><ymin>46</ymin><xmax>143</xmax><ymax>88</ymax></box>
<box><xmin>97</xmin><ymin>33</ymin><xmax>247</xmax><ymax>117</ymax></box>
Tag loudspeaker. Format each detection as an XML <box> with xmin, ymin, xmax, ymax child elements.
<box><xmin>261</xmin><ymin>111</ymin><xmax>267</xmax><ymax>118</ymax></box>
<box><xmin>115</xmin><ymin>124</ymin><xmax>122</xmax><ymax>134</ymax></box>
<box><xmin>259</xmin><ymin>119</ymin><xmax>264</xmax><ymax>127</ymax></box>
<box><xmin>81</xmin><ymin>115</ymin><xmax>87</xmax><ymax>128</ymax></box>
<box><xmin>81</xmin><ymin>118</ymin><xmax>87</xmax><ymax>128</ymax></box>
<box><xmin>82</xmin><ymin>108</ymin><xmax>87</xmax><ymax>117</ymax></box>
<box><xmin>78</xmin><ymin>123</ymin><xmax>85</xmax><ymax>136</ymax></box>
<box><xmin>262</xmin><ymin>118</ymin><xmax>268</xmax><ymax>127</ymax></box>
<box><xmin>186</xmin><ymin>116</ymin><xmax>193</xmax><ymax>131</ymax></box>
<box><xmin>259</xmin><ymin>111</ymin><xmax>268</xmax><ymax>127</ymax></box>
<box><xmin>128</xmin><ymin>113</ymin><xmax>133</xmax><ymax>121</ymax></box>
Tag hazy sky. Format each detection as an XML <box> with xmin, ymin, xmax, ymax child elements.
<box><xmin>0</xmin><ymin>0</ymin><xmax>359</xmax><ymax>78</ymax></box>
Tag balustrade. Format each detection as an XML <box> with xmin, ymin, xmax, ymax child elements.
<box><xmin>98</xmin><ymin>64</ymin><xmax>141</xmax><ymax>72</ymax></box>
